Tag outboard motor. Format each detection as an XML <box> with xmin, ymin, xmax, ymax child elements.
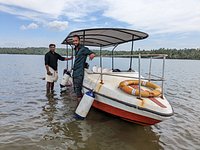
<box><xmin>60</xmin><ymin>69</ymin><xmax>71</xmax><ymax>93</ymax></box>
<box><xmin>75</xmin><ymin>90</ymin><xmax>95</xmax><ymax>119</ymax></box>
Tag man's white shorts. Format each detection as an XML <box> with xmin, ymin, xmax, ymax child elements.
<box><xmin>45</xmin><ymin>67</ymin><xmax>58</xmax><ymax>83</ymax></box>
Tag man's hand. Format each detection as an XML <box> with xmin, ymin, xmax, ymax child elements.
<box><xmin>89</xmin><ymin>53</ymin><xmax>95</xmax><ymax>60</ymax></box>
<box><xmin>47</xmin><ymin>71</ymin><xmax>52</xmax><ymax>75</ymax></box>
<box><xmin>65</xmin><ymin>56</ymin><xmax>73</xmax><ymax>61</ymax></box>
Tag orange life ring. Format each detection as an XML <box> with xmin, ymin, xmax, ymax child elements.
<box><xmin>119</xmin><ymin>80</ymin><xmax>161</xmax><ymax>97</ymax></box>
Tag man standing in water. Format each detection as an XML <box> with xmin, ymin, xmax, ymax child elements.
<box><xmin>45</xmin><ymin>44</ymin><xmax>72</xmax><ymax>94</ymax></box>
<box><xmin>72</xmin><ymin>35</ymin><xmax>95</xmax><ymax>101</ymax></box>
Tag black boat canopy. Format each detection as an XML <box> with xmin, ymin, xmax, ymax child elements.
<box><xmin>61</xmin><ymin>28</ymin><xmax>148</xmax><ymax>47</ymax></box>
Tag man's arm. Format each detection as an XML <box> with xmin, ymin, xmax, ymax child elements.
<box><xmin>84</xmin><ymin>47</ymin><xmax>95</xmax><ymax>60</ymax></box>
<box><xmin>45</xmin><ymin>54</ymin><xmax>52</xmax><ymax>75</ymax></box>
<box><xmin>65</xmin><ymin>56</ymin><xmax>73</xmax><ymax>61</ymax></box>
<box><xmin>45</xmin><ymin>65</ymin><xmax>52</xmax><ymax>75</ymax></box>
<box><xmin>57</xmin><ymin>53</ymin><xmax>72</xmax><ymax>61</ymax></box>
<box><xmin>89</xmin><ymin>53</ymin><xmax>95</xmax><ymax>60</ymax></box>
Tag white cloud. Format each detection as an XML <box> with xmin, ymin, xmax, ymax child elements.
<box><xmin>0</xmin><ymin>0</ymin><xmax>66</xmax><ymax>18</ymax></box>
<box><xmin>47</xmin><ymin>20</ymin><xmax>68</xmax><ymax>31</ymax></box>
<box><xmin>61</xmin><ymin>0</ymin><xmax>105</xmax><ymax>20</ymax></box>
<box><xmin>103</xmin><ymin>0</ymin><xmax>200</xmax><ymax>33</ymax></box>
<box><xmin>0</xmin><ymin>0</ymin><xmax>104</xmax><ymax>21</ymax></box>
<box><xmin>0</xmin><ymin>4</ymin><xmax>50</xmax><ymax>24</ymax></box>
<box><xmin>0</xmin><ymin>0</ymin><xmax>200</xmax><ymax>34</ymax></box>
<box><xmin>20</xmin><ymin>23</ymin><xmax>38</xmax><ymax>30</ymax></box>
<box><xmin>0</xmin><ymin>0</ymin><xmax>104</xmax><ymax>31</ymax></box>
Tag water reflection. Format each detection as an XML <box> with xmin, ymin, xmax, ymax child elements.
<box><xmin>40</xmin><ymin>89</ymin><xmax>94</xmax><ymax>149</ymax></box>
<box><xmin>40</xmin><ymin>87</ymin><xmax>162</xmax><ymax>150</ymax></box>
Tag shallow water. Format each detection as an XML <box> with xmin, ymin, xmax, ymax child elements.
<box><xmin>0</xmin><ymin>54</ymin><xmax>200</xmax><ymax>150</ymax></box>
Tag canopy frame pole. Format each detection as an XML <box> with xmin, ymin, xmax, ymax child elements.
<box><xmin>68</xmin><ymin>44</ymin><xmax>74</xmax><ymax>71</ymax></box>
<box><xmin>111</xmin><ymin>44</ymin><xmax>118</xmax><ymax>70</ymax></box>
<box><xmin>66</xmin><ymin>44</ymin><xmax>69</xmax><ymax>70</ymax></box>
<box><xmin>161</xmin><ymin>55</ymin><xmax>166</xmax><ymax>98</ymax></box>
<box><xmin>138</xmin><ymin>53</ymin><xmax>141</xmax><ymax>99</ymax></box>
<box><xmin>129</xmin><ymin>35</ymin><xmax>134</xmax><ymax>71</ymax></box>
<box><xmin>83</xmin><ymin>31</ymin><xmax>85</xmax><ymax>46</ymax></box>
<box><xmin>148</xmin><ymin>57</ymin><xmax>152</xmax><ymax>81</ymax></box>
<box><xmin>100</xmin><ymin>45</ymin><xmax>103</xmax><ymax>84</ymax></box>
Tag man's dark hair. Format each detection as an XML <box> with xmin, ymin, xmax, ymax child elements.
<box><xmin>49</xmin><ymin>44</ymin><xmax>56</xmax><ymax>48</ymax></box>
<box><xmin>73</xmin><ymin>34</ymin><xmax>80</xmax><ymax>40</ymax></box>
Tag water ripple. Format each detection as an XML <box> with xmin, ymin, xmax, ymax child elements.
<box><xmin>1</xmin><ymin>55</ymin><xmax>200</xmax><ymax>149</ymax></box>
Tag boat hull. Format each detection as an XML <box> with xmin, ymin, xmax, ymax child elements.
<box><xmin>92</xmin><ymin>100</ymin><xmax>161</xmax><ymax>125</ymax></box>
<box><xmin>82</xmin><ymin>69</ymin><xmax>173</xmax><ymax>125</ymax></box>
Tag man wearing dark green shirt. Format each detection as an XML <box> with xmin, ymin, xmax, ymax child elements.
<box><xmin>45</xmin><ymin>44</ymin><xmax>72</xmax><ymax>94</ymax></box>
<box><xmin>72</xmin><ymin>35</ymin><xmax>95</xmax><ymax>100</ymax></box>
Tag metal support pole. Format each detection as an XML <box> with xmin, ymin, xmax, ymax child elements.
<box><xmin>148</xmin><ymin>57</ymin><xmax>152</xmax><ymax>81</ymax></box>
<box><xmin>111</xmin><ymin>44</ymin><xmax>118</xmax><ymax>70</ymax></box>
<box><xmin>138</xmin><ymin>53</ymin><xmax>141</xmax><ymax>99</ymax></box>
<box><xmin>66</xmin><ymin>44</ymin><xmax>69</xmax><ymax>70</ymax></box>
<box><xmin>83</xmin><ymin>31</ymin><xmax>85</xmax><ymax>46</ymax></box>
<box><xmin>112</xmin><ymin>48</ymin><xmax>114</xmax><ymax>70</ymax></box>
<box><xmin>129</xmin><ymin>35</ymin><xmax>134</xmax><ymax>71</ymax></box>
<box><xmin>100</xmin><ymin>46</ymin><xmax>103</xmax><ymax>84</ymax></box>
<box><xmin>161</xmin><ymin>55</ymin><xmax>166</xmax><ymax>98</ymax></box>
<box><xmin>69</xmin><ymin>44</ymin><xmax>74</xmax><ymax>71</ymax></box>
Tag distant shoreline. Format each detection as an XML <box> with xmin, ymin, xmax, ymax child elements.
<box><xmin>0</xmin><ymin>47</ymin><xmax>200</xmax><ymax>60</ymax></box>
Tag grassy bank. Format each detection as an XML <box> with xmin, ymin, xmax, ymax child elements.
<box><xmin>0</xmin><ymin>47</ymin><xmax>200</xmax><ymax>60</ymax></box>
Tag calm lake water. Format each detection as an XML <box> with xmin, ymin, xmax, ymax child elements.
<box><xmin>0</xmin><ymin>54</ymin><xmax>200</xmax><ymax>150</ymax></box>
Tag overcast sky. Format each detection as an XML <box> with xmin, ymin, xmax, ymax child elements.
<box><xmin>0</xmin><ymin>0</ymin><xmax>200</xmax><ymax>50</ymax></box>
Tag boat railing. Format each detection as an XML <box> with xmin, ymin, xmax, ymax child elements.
<box><xmin>86</xmin><ymin>71</ymin><xmax>165</xmax><ymax>82</ymax></box>
<box><xmin>98</xmin><ymin>53</ymin><xmax>167</xmax><ymax>99</ymax></box>
<box><xmin>64</xmin><ymin>43</ymin><xmax>167</xmax><ymax>99</ymax></box>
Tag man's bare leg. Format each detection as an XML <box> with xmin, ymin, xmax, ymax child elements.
<box><xmin>50</xmin><ymin>82</ymin><xmax>54</xmax><ymax>92</ymax></box>
<box><xmin>46</xmin><ymin>82</ymin><xmax>51</xmax><ymax>94</ymax></box>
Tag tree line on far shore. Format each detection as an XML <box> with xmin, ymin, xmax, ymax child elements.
<box><xmin>0</xmin><ymin>47</ymin><xmax>200</xmax><ymax>60</ymax></box>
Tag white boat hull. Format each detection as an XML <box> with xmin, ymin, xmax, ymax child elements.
<box><xmin>82</xmin><ymin>69</ymin><xmax>173</xmax><ymax>125</ymax></box>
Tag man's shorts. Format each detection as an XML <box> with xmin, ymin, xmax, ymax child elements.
<box><xmin>45</xmin><ymin>67</ymin><xmax>58</xmax><ymax>83</ymax></box>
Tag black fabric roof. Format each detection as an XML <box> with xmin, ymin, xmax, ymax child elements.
<box><xmin>61</xmin><ymin>28</ymin><xmax>148</xmax><ymax>47</ymax></box>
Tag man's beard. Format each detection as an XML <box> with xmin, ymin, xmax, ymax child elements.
<box><xmin>74</xmin><ymin>43</ymin><xmax>80</xmax><ymax>49</ymax></box>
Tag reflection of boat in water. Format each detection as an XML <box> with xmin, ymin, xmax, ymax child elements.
<box><xmin>62</xmin><ymin>28</ymin><xmax>173</xmax><ymax>125</ymax></box>
<box><xmin>42</xmin><ymin>95</ymin><xmax>162</xmax><ymax>149</ymax></box>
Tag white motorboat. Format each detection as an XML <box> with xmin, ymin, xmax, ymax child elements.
<box><xmin>62</xmin><ymin>28</ymin><xmax>173</xmax><ymax>125</ymax></box>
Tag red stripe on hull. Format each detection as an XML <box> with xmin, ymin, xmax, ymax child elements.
<box><xmin>148</xmin><ymin>97</ymin><xmax>167</xmax><ymax>108</ymax></box>
<box><xmin>92</xmin><ymin>100</ymin><xmax>161</xmax><ymax>125</ymax></box>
